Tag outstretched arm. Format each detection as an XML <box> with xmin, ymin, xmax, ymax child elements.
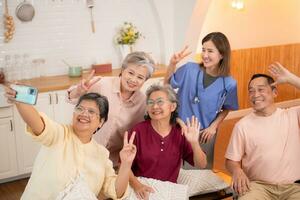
<box><xmin>269</xmin><ymin>62</ymin><xmax>300</xmax><ymax>89</ymax></box>
<box><xmin>163</xmin><ymin>46</ymin><xmax>191</xmax><ymax>85</ymax></box>
<box><xmin>4</xmin><ymin>85</ymin><xmax>44</xmax><ymax>135</ymax></box>
<box><xmin>225</xmin><ymin>159</ymin><xmax>250</xmax><ymax>196</ymax></box>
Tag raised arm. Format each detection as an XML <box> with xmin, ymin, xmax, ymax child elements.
<box><xmin>183</xmin><ymin>116</ymin><xmax>207</xmax><ymax>168</ymax></box>
<box><xmin>225</xmin><ymin>159</ymin><xmax>250</xmax><ymax>196</ymax></box>
<box><xmin>4</xmin><ymin>85</ymin><xmax>44</xmax><ymax>135</ymax></box>
<box><xmin>269</xmin><ymin>62</ymin><xmax>300</xmax><ymax>90</ymax></box>
<box><xmin>163</xmin><ymin>46</ymin><xmax>191</xmax><ymax>85</ymax></box>
<box><xmin>68</xmin><ymin>70</ymin><xmax>101</xmax><ymax>100</ymax></box>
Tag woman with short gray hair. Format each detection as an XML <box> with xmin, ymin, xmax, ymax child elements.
<box><xmin>122</xmin><ymin>51</ymin><xmax>155</xmax><ymax>79</ymax></box>
<box><xmin>128</xmin><ymin>84</ymin><xmax>207</xmax><ymax>200</ymax></box>
<box><xmin>144</xmin><ymin>84</ymin><xmax>179</xmax><ymax>124</ymax></box>
<box><xmin>67</xmin><ymin>51</ymin><xmax>155</xmax><ymax>167</ymax></box>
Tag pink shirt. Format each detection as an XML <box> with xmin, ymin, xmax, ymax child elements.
<box><xmin>67</xmin><ymin>77</ymin><xmax>146</xmax><ymax>166</ymax></box>
<box><xmin>225</xmin><ymin>107</ymin><xmax>300</xmax><ymax>184</ymax></box>
<box><xmin>129</xmin><ymin>120</ymin><xmax>194</xmax><ymax>183</ymax></box>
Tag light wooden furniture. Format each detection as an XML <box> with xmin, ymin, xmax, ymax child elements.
<box><xmin>18</xmin><ymin>65</ymin><xmax>167</xmax><ymax>92</ymax></box>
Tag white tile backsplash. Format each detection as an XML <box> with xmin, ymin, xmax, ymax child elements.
<box><xmin>1</xmin><ymin>0</ymin><xmax>186</xmax><ymax>79</ymax></box>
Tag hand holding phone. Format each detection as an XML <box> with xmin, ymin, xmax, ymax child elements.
<box><xmin>10</xmin><ymin>84</ymin><xmax>38</xmax><ymax>105</ymax></box>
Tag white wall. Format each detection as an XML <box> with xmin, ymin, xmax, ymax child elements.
<box><xmin>197</xmin><ymin>0</ymin><xmax>300</xmax><ymax>51</ymax></box>
<box><xmin>182</xmin><ymin>0</ymin><xmax>211</xmax><ymax>60</ymax></box>
<box><xmin>3</xmin><ymin>1</ymin><xmax>299</xmax><ymax>78</ymax></box>
<box><xmin>1</xmin><ymin>0</ymin><xmax>191</xmax><ymax>77</ymax></box>
<box><xmin>173</xmin><ymin>0</ymin><xmax>196</xmax><ymax>51</ymax></box>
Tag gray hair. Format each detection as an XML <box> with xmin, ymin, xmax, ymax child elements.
<box><xmin>121</xmin><ymin>51</ymin><xmax>155</xmax><ymax>79</ymax></box>
<box><xmin>145</xmin><ymin>84</ymin><xmax>179</xmax><ymax>124</ymax></box>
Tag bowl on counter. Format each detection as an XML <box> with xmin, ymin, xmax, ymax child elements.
<box><xmin>68</xmin><ymin>66</ymin><xmax>82</xmax><ymax>77</ymax></box>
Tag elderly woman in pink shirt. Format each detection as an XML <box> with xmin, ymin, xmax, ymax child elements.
<box><xmin>67</xmin><ymin>51</ymin><xmax>155</xmax><ymax>166</ymax></box>
<box><xmin>128</xmin><ymin>84</ymin><xmax>207</xmax><ymax>200</ymax></box>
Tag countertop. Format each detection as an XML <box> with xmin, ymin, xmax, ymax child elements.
<box><xmin>18</xmin><ymin>65</ymin><xmax>167</xmax><ymax>93</ymax></box>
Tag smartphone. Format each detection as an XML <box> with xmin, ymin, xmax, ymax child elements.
<box><xmin>11</xmin><ymin>84</ymin><xmax>38</xmax><ymax>105</ymax></box>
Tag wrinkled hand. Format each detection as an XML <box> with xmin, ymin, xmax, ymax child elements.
<box><xmin>183</xmin><ymin>116</ymin><xmax>201</xmax><ymax>144</ymax></box>
<box><xmin>169</xmin><ymin>46</ymin><xmax>192</xmax><ymax>67</ymax></box>
<box><xmin>268</xmin><ymin>62</ymin><xmax>293</xmax><ymax>86</ymax></box>
<box><xmin>133</xmin><ymin>182</ymin><xmax>155</xmax><ymax>200</ymax></box>
<box><xmin>232</xmin><ymin>169</ymin><xmax>250</xmax><ymax>196</ymax></box>
<box><xmin>119</xmin><ymin>131</ymin><xmax>137</xmax><ymax>166</ymax></box>
<box><xmin>76</xmin><ymin>70</ymin><xmax>101</xmax><ymax>95</ymax></box>
<box><xmin>200</xmin><ymin>125</ymin><xmax>217</xmax><ymax>143</ymax></box>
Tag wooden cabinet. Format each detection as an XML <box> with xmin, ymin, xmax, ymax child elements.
<box><xmin>35</xmin><ymin>90</ymin><xmax>74</xmax><ymax>124</ymax></box>
<box><xmin>52</xmin><ymin>91</ymin><xmax>75</xmax><ymax>124</ymax></box>
<box><xmin>0</xmin><ymin>107</ymin><xmax>18</xmax><ymax>180</ymax></box>
<box><xmin>13</xmin><ymin>109</ymin><xmax>41</xmax><ymax>175</ymax></box>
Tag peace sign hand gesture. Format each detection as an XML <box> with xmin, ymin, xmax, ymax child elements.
<box><xmin>119</xmin><ymin>131</ymin><xmax>137</xmax><ymax>166</ymax></box>
<box><xmin>169</xmin><ymin>45</ymin><xmax>192</xmax><ymax>67</ymax></box>
<box><xmin>164</xmin><ymin>46</ymin><xmax>192</xmax><ymax>84</ymax></box>
<box><xmin>76</xmin><ymin>70</ymin><xmax>101</xmax><ymax>95</ymax></box>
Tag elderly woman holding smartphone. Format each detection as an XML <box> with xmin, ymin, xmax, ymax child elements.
<box><xmin>4</xmin><ymin>85</ymin><xmax>136</xmax><ymax>199</ymax></box>
<box><xmin>67</xmin><ymin>51</ymin><xmax>155</xmax><ymax>167</ymax></box>
<box><xmin>128</xmin><ymin>85</ymin><xmax>207</xmax><ymax>200</ymax></box>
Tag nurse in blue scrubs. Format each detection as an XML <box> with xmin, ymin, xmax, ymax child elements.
<box><xmin>164</xmin><ymin>32</ymin><xmax>238</xmax><ymax>167</ymax></box>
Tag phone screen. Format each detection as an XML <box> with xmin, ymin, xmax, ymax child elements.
<box><xmin>11</xmin><ymin>84</ymin><xmax>38</xmax><ymax>105</ymax></box>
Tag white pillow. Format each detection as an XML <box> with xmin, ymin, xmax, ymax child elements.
<box><xmin>126</xmin><ymin>177</ymin><xmax>188</xmax><ymax>200</ymax></box>
<box><xmin>56</xmin><ymin>174</ymin><xmax>98</xmax><ymax>200</ymax></box>
<box><xmin>177</xmin><ymin>169</ymin><xmax>229</xmax><ymax>197</ymax></box>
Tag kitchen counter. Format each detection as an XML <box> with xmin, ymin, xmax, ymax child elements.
<box><xmin>18</xmin><ymin>65</ymin><xmax>167</xmax><ymax>93</ymax></box>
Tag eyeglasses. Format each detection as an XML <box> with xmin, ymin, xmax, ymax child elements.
<box><xmin>74</xmin><ymin>105</ymin><xmax>100</xmax><ymax>118</ymax></box>
<box><xmin>146</xmin><ymin>98</ymin><xmax>168</xmax><ymax>107</ymax></box>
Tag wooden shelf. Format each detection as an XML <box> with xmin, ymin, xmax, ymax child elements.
<box><xmin>18</xmin><ymin>65</ymin><xmax>167</xmax><ymax>93</ymax></box>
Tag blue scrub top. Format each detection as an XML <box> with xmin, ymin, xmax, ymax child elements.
<box><xmin>170</xmin><ymin>62</ymin><xmax>239</xmax><ymax>129</ymax></box>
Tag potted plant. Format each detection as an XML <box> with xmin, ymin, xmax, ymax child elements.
<box><xmin>115</xmin><ymin>22</ymin><xmax>142</xmax><ymax>59</ymax></box>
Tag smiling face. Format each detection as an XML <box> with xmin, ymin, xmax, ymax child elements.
<box><xmin>146</xmin><ymin>90</ymin><xmax>176</xmax><ymax>122</ymax></box>
<box><xmin>120</xmin><ymin>64</ymin><xmax>148</xmax><ymax>92</ymax></box>
<box><xmin>201</xmin><ymin>40</ymin><xmax>223</xmax><ymax>73</ymax></box>
<box><xmin>72</xmin><ymin>100</ymin><xmax>104</xmax><ymax>139</ymax></box>
<box><xmin>248</xmin><ymin>77</ymin><xmax>277</xmax><ymax>115</ymax></box>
